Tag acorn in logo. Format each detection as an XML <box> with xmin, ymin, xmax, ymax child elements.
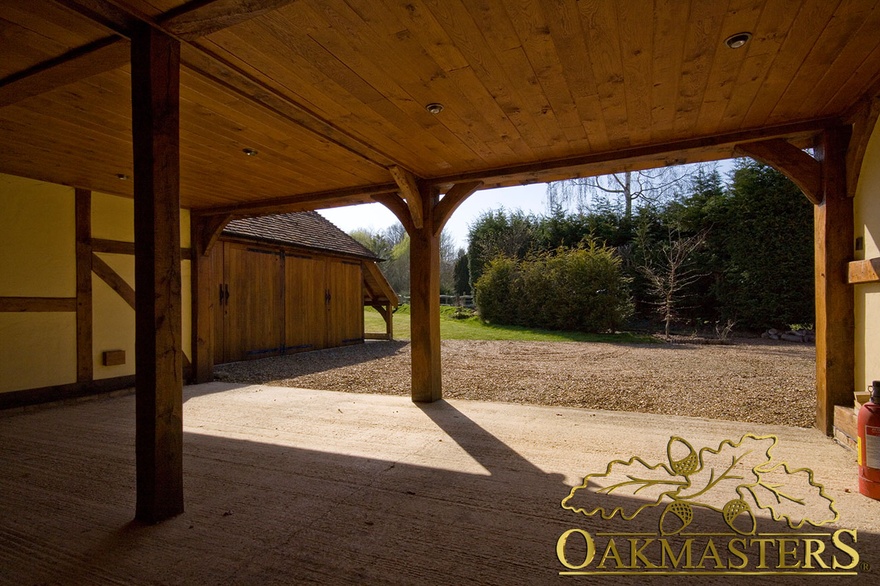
<box><xmin>659</xmin><ymin>500</ymin><xmax>693</xmax><ymax>535</ymax></box>
<box><xmin>722</xmin><ymin>498</ymin><xmax>757</xmax><ymax>535</ymax></box>
<box><xmin>668</xmin><ymin>437</ymin><xmax>699</xmax><ymax>476</ymax></box>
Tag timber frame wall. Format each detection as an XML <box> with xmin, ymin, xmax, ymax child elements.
<box><xmin>0</xmin><ymin>176</ymin><xmax>193</xmax><ymax>410</ymax></box>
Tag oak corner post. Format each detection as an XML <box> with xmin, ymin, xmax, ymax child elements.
<box><xmin>814</xmin><ymin>126</ymin><xmax>855</xmax><ymax>435</ymax></box>
<box><xmin>409</xmin><ymin>187</ymin><xmax>442</xmax><ymax>403</ymax></box>
<box><xmin>131</xmin><ymin>23</ymin><xmax>184</xmax><ymax>522</ymax></box>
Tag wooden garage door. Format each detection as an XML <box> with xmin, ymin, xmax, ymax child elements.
<box><xmin>326</xmin><ymin>260</ymin><xmax>364</xmax><ymax>347</ymax></box>
<box><xmin>223</xmin><ymin>243</ymin><xmax>283</xmax><ymax>362</ymax></box>
<box><xmin>285</xmin><ymin>255</ymin><xmax>325</xmax><ymax>352</ymax></box>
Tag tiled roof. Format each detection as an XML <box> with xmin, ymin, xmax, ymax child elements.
<box><xmin>223</xmin><ymin>212</ymin><xmax>378</xmax><ymax>260</ymax></box>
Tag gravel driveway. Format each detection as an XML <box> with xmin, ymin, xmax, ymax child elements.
<box><xmin>215</xmin><ymin>339</ymin><xmax>816</xmax><ymax>428</ymax></box>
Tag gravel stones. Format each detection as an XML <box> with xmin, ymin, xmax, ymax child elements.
<box><xmin>215</xmin><ymin>339</ymin><xmax>816</xmax><ymax>428</ymax></box>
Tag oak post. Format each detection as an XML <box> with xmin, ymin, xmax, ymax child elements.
<box><xmin>409</xmin><ymin>186</ymin><xmax>441</xmax><ymax>402</ymax></box>
<box><xmin>190</xmin><ymin>218</ymin><xmax>216</xmax><ymax>384</ymax></box>
<box><xmin>814</xmin><ymin>126</ymin><xmax>855</xmax><ymax>435</ymax></box>
<box><xmin>75</xmin><ymin>188</ymin><xmax>93</xmax><ymax>383</ymax></box>
<box><xmin>385</xmin><ymin>302</ymin><xmax>394</xmax><ymax>341</ymax></box>
<box><xmin>131</xmin><ymin>23</ymin><xmax>184</xmax><ymax>522</ymax></box>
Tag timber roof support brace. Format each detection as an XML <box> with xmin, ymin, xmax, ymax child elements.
<box><xmin>389</xmin><ymin>166</ymin><xmax>424</xmax><ymax>230</ymax></box>
<box><xmin>845</xmin><ymin>96</ymin><xmax>880</xmax><ymax>197</ymax></box>
<box><xmin>433</xmin><ymin>181</ymin><xmax>483</xmax><ymax>237</ymax></box>
<box><xmin>734</xmin><ymin>138</ymin><xmax>822</xmax><ymax>205</ymax></box>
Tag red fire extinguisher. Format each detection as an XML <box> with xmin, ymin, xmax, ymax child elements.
<box><xmin>858</xmin><ymin>380</ymin><xmax>880</xmax><ymax>500</ymax></box>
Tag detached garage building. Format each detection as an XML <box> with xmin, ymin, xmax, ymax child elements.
<box><xmin>0</xmin><ymin>176</ymin><xmax>397</xmax><ymax>406</ymax></box>
<box><xmin>213</xmin><ymin>212</ymin><xmax>398</xmax><ymax>363</ymax></box>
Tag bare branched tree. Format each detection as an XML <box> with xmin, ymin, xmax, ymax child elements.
<box><xmin>547</xmin><ymin>165</ymin><xmax>708</xmax><ymax>219</ymax></box>
<box><xmin>640</xmin><ymin>231</ymin><xmax>707</xmax><ymax>341</ymax></box>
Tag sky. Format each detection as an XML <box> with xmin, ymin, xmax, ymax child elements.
<box><xmin>318</xmin><ymin>183</ymin><xmax>551</xmax><ymax>250</ymax></box>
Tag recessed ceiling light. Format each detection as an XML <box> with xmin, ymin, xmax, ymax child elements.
<box><xmin>242</xmin><ymin>147</ymin><xmax>258</xmax><ymax>156</ymax></box>
<box><xmin>426</xmin><ymin>103</ymin><xmax>444</xmax><ymax>114</ymax></box>
<box><xmin>116</xmin><ymin>173</ymin><xmax>129</xmax><ymax>180</ymax></box>
<box><xmin>725</xmin><ymin>32</ymin><xmax>752</xmax><ymax>49</ymax></box>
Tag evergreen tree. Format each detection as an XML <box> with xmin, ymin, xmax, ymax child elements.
<box><xmin>454</xmin><ymin>253</ymin><xmax>471</xmax><ymax>295</ymax></box>
<box><xmin>716</xmin><ymin>160</ymin><xmax>814</xmax><ymax>329</ymax></box>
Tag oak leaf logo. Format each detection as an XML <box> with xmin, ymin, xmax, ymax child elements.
<box><xmin>561</xmin><ymin>434</ymin><xmax>838</xmax><ymax>535</ymax></box>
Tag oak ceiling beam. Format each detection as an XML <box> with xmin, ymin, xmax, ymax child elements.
<box><xmin>161</xmin><ymin>0</ymin><xmax>298</xmax><ymax>41</ymax></box>
<box><xmin>0</xmin><ymin>37</ymin><xmax>130</xmax><ymax>108</ymax></box>
<box><xmin>389</xmin><ymin>166</ymin><xmax>424</xmax><ymax>230</ymax></box>
<box><xmin>47</xmin><ymin>1</ymin><xmax>396</xmax><ymax>169</ymax></box>
<box><xmin>734</xmin><ymin>138</ymin><xmax>822</xmax><ymax>205</ymax></box>
<box><xmin>433</xmin><ymin>181</ymin><xmax>483</xmax><ymax>237</ymax></box>
<box><xmin>54</xmin><ymin>0</ymin><xmax>293</xmax><ymax>40</ymax></box>
<box><xmin>52</xmin><ymin>0</ymin><xmax>140</xmax><ymax>37</ymax></box>
<box><xmin>195</xmin><ymin>182</ymin><xmax>399</xmax><ymax>217</ymax></box>
<box><xmin>430</xmin><ymin>118</ymin><xmax>837</xmax><ymax>189</ymax></box>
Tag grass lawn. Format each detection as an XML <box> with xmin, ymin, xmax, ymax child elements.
<box><xmin>364</xmin><ymin>304</ymin><xmax>655</xmax><ymax>343</ymax></box>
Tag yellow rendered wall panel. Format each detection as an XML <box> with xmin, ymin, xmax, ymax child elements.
<box><xmin>180</xmin><ymin>209</ymin><xmax>191</xmax><ymax>248</ymax></box>
<box><xmin>0</xmin><ymin>313</ymin><xmax>76</xmax><ymax>392</ymax></box>
<box><xmin>853</xmin><ymin>117</ymin><xmax>880</xmax><ymax>394</ymax></box>
<box><xmin>0</xmin><ymin>173</ymin><xmax>74</xmax><ymax>297</ymax></box>
<box><xmin>91</xmin><ymin>191</ymin><xmax>134</xmax><ymax>242</ymax></box>
<box><xmin>92</xmin><ymin>192</ymin><xmax>192</xmax><ymax>247</ymax></box>
<box><xmin>181</xmin><ymin>258</ymin><xmax>192</xmax><ymax>360</ymax></box>
<box><xmin>91</xmin><ymin>267</ymin><xmax>135</xmax><ymax>380</ymax></box>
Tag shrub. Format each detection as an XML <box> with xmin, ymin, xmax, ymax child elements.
<box><xmin>474</xmin><ymin>241</ymin><xmax>632</xmax><ymax>332</ymax></box>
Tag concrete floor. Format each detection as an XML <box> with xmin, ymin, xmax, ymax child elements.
<box><xmin>1</xmin><ymin>382</ymin><xmax>879</xmax><ymax>585</ymax></box>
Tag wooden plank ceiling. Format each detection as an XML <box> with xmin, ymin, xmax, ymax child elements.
<box><xmin>1</xmin><ymin>0</ymin><xmax>879</xmax><ymax>213</ymax></box>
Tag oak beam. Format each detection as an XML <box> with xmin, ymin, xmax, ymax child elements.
<box><xmin>52</xmin><ymin>0</ymin><xmax>139</xmax><ymax>37</ymax></box>
<box><xmin>91</xmin><ymin>238</ymin><xmax>192</xmax><ymax>259</ymax></box>
<box><xmin>389</xmin><ymin>166</ymin><xmax>424</xmax><ymax>230</ymax></box>
<box><xmin>131</xmin><ymin>24</ymin><xmax>184</xmax><ymax>523</ymax></box>
<box><xmin>196</xmin><ymin>183</ymin><xmax>397</xmax><ymax>217</ymax></box>
<box><xmin>433</xmin><ymin>181</ymin><xmax>483</xmax><ymax>237</ymax></box>
<box><xmin>91</xmin><ymin>253</ymin><xmax>136</xmax><ymax>310</ymax></box>
<box><xmin>409</xmin><ymin>186</ymin><xmax>441</xmax><ymax>402</ymax></box>
<box><xmin>0</xmin><ymin>38</ymin><xmax>130</xmax><ymax>109</ymax></box>
<box><xmin>431</xmin><ymin>118</ymin><xmax>836</xmax><ymax>189</ymax></box>
<box><xmin>814</xmin><ymin>126</ymin><xmax>855</xmax><ymax>435</ymax></box>
<box><xmin>735</xmin><ymin>139</ymin><xmax>822</xmax><ymax>205</ymax></box>
<box><xmin>845</xmin><ymin>96</ymin><xmax>880</xmax><ymax>197</ymax></box>
<box><xmin>848</xmin><ymin>258</ymin><xmax>880</xmax><ymax>284</ymax></box>
<box><xmin>0</xmin><ymin>297</ymin><xmax>77</xmax><ymax>312</ymax></box>
<box><xmin>75</xmin><ymin>189</ymin><xmax>93</xmax><ymax>382</ymax></box>
<box><xmin>162</xmin><ymin>0</ymin><xmax>297</xmax><ymax>40</ymax></box>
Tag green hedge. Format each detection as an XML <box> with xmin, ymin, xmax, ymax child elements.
<box><xmin>474</xmin><ymin>242</ymin><xmax>631</xmax><ymax>332</ymax></box>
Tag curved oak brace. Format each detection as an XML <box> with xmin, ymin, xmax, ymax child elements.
<box><xmin>192</xmin><ymin>213</ymin><xmax>232</xmax><ymax>256</ymax></box>
<box><xmin>372</xmin><ymin>192</ymin><xmax>415</xmax><ymax>234</ymax></box>
<box><xmin>845</xmin><ymin>96</ymin><xmax>880</xmax><ymax>198</ymax></box>
<box><xmin>735</xmin><ymin>139</ymin><xmax>822</xmax><ymax>205</ymax></box>
<box><xmin>433</xmin><ymin>181</ymin><xmax>483</xmax><ymax>237</ymax></box>
<box><xmin>388</xmin><ymin>165</ymin><xmax>424</xmax><ymax>230</ymax></box>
